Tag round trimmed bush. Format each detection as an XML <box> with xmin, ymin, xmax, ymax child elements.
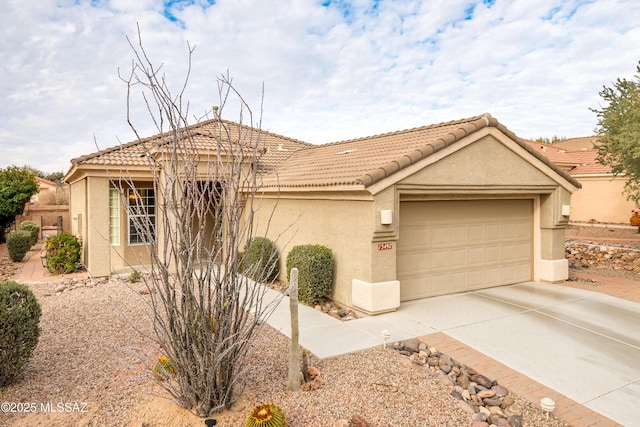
<box><xmin>0</xmin><ymin>281</ymin><xmax>42</xmax><ymax>386</ymax></box>
<box><xmin>45</xmin><ymin>233</ymin><xmax>81</xmax><ymax>274</ymax></box>
<box><xmin>6</xmin><ymin>230</ymin><xmax>33</xmax><ymax>262</ymax></box>
<box><xmin>286</xmin><ymin>244</ymin><xmax>334</xmax><ymax>305</ymax></box>
<box><xmin>246</xmin><ymin>237</ymin><xmax>279</xmax><ymax>283</ymax></box>
<box><xmin>19</xmin><ymin>220</ymin><xmax>40</xmax><ymax>246</ymax></box>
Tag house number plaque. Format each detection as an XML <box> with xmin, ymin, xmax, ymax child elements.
<box><xmin>377</xmin><ymin>242</ymin><xmax>393</xmax><ymax>251</ymax></box>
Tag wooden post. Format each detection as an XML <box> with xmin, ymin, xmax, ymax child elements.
<box><xmin>288</xmin><ymin>267</ymin><xmax>301</xmax><ymax>391</ymax></box>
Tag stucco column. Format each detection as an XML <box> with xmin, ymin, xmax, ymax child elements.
<box><xmin>86</xmin><ymin>177</ymin><xmax>111</xmax><ymax>277</ymax></box>
<box><xmin>537</xmin><ymin>190</ymin><xmax>571</xmax><ymax>282</ymax></box>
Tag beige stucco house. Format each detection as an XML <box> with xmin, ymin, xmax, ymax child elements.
<box><xmin>64</xmin><ymin>113</ymin><xmax>580</xmax><ymax>314</ymax></box>
<box><xmin>525</xmin><ymin>137</ymin><xmax>636</xmax><ymax>224</ymax></box>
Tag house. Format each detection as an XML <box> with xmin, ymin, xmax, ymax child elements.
<box><xmin>65</xmin><ymin>113</ymin><xmax>580</xmax><ymax>314</ymax></box>
<box><xmin>31</xmin><ymin>176</ymin><xmax>58</xmax><ymax>204</ymax></box>
<box><xmin>524</xmin><ymin>137</ymin><xmax>635</xmax><ymax>224</ymax></box>
<box><xmin>63</xmin><ymin>119</ymin><xmax>312</xmax><ymax>277</ymax></box>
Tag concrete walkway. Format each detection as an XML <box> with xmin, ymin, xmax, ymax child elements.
<box><xmin>17</xmin><ymin>250</ymin><xmax>636</xmax><ymax>426</ymax></box>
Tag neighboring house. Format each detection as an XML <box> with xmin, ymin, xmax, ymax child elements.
<box><xmin>65</xmin><ymin>113</ymin><xmax>579</xmax><ymax>314</ymax></box>
<box><xmin>524</xmin><ymin>137</ymin><xmax>635</xmax><ymax>224</ymax></box>
<box><xmin>31</xmin><ymin>176</ymin><xmax>58</xmax><ymax>204</ymax></box>
<box><xmin>18</xmin><ymin>177</ymin><xmax>71</xmax><ymax>238</ymax></box>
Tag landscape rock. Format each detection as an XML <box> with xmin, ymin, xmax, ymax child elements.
<box><xmin>391</xmin><ymin>338</ymin><xmax>533</xmax><ymax>426</ymax></box>
<box><xmin>471</xmin><ymin>374</ymin><xmax>494</xmax><ymax>389</ymax></box>
<box><xmin>483</xmin><ymin>397</ymin><xmax>502</xmax><ymax>407</ymax></box>
<box><xmin>403</xmin><ymin>338</ymin><xmax>420</xmax><ymax>353</ymax></box>
<box><xmin>566</xmin><ymin>240</ymin><xmax>640</xmax><ymax>272</ymax></box>
<box><xmin>350</xmin><ymin>414</ymin><xmax>371</xmax><ymax>427</ymax></box>
<box><xmin>509</xmin><ymin>414</ymin><xmax>523</xmax><ymax>427</ymax></box>
<box><xmin>492</xmin><ymin>385</ymin><xmax>509</xmax><ymax>397</ymax></box>
<box><xmin>458</xmin><ymin>400</ymin><xmax>475</xmax><ymax>415</ymax></box>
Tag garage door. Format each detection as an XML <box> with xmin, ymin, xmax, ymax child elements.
<box><xmin>397</xmin><ymin>199</ymin><xmax>532</xmax><ymax>301</ymax></box>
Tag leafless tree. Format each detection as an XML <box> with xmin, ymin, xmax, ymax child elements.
<box><xmin>111</xmin><ymin>28</ymin><xmax>282</xmax><ymax>416</ymax></box>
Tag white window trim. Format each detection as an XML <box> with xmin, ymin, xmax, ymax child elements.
<box><xmin>109</xmin><ymin>189</ymin><xmax>120</xmax><ymax>246</ymax></box>
<box><xmin>127</xmin><ymin>188</ymin><xmax>156</xmax><ymax>245</ymax></box>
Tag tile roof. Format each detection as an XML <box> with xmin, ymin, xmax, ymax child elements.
<box><xmin>69</xmin><ymin>119</ymin><xmax>311</xmax><ymax>171</ymax></box>
<box><xmin>551</xmin><ymin>136</ymin><xmax>598</xmax><ymax>151</ymax></box>
<box><xmin>67</xmin><ymin>113</ymin><xmax>582</xmax><ymax>190</ymax></box>
<box><xmin>261</xmin><ymin>113</ymin><xmax>579</xmax><ymax>189</ymax></box>
<box><xmin>523</xmin><ymin>139</ymin><xmax>612</xmax><ymax>176</ymax></box>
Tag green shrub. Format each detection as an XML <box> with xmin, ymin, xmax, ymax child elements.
<box><xmin>0</xmin><ymin>281</ymin><xmax>41</xmax><ymax>386</ymax></box>
<box><xmin>19</xmin><ymin>220</ymin><xmax>40</xmax><ymax>246</ymax></box>
<box><xmin>45</xmin><ymin>233</ymin><xmax>81</xmax><ymax>274</ymax></box>
<box><xmin>286</xmin><ymin>245</ymin><xmax>334</xmax><ymax>305</ymax></box>
<box><xmin>6</xmin><ymin>230</ymin><xmax>33</xmax><ymax>262</ymax></box>
<box><xmin>128</xmin><ymin>269</ymin><xmax>142</xmax><ymax>283</ymax></box>
<box><xmin>247</xmin><ymin>237</ymin><xmax>280</xmax><ymax>283</ymax></box>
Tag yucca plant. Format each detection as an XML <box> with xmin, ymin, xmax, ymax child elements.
<box><xmin>245</xmin><ymin>402</ymin><xmax>286</xmax><ymax>427</ymax></box>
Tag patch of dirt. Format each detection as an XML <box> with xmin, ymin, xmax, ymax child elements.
<box><xmin>565</xmin><ymin>223</ymin><xmax>640</xmax><ymax>248</ymax></box>
<box><xmin>0</xmin><ymin>243</ymin><xmax>22</xmax><ymax>282</ymax></box>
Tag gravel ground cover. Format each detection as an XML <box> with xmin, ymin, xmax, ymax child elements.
<box><xmin>0</xmin><ymin>238</ymin><xmax>604</xmax><ymax>427</ymax></box>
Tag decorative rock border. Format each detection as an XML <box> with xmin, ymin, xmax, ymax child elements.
<box><xmin>566</xmin><ymin>240</ymin><xmax>640</xmax><ymax>272</ymax></box>
<box><xmin>392</xmin><ymin>338</ymin><xmax>524</xmax><ymax>427</ymax></box>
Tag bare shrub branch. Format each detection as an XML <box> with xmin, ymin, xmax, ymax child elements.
<box><xmin>108</xmin><ymin>28</ymin><xmax>283</xmax><ymax>416</ymax></box>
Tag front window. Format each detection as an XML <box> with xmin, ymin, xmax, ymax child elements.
<box><xmin>128</xmin><ymin>188</ymin><xmax>156</xmax><ymax>245</ymax></box>
<box><xmin>109</xmin><ymin>189</ymin><xmax>120</xmax><ymax>245</ymax></box>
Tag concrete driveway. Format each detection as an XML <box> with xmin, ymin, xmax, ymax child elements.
<box><xmin>420</xmin><ymin>282</ymin><xmax>640</xmax><ymax>426</ymax></box>
<box><xmin>265</xmin><ymin>280</ymin><xmax>640</xmax><ymax>426</ymax></box>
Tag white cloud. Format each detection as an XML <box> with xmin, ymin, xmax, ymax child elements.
<box><xmin>1</xmin><ymin>0</ymin><xmax>639</xmax><ymax>173</ymax></box>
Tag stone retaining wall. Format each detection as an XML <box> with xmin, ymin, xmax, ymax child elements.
<box><xmin>566</xmin><ymin>240</ymin><xmax>640</xmax><ymax>272</ymax></box>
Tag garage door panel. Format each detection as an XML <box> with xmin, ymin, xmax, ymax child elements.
<box><xmin>449</xmin><ymin>226</ymin><xmax>467</xmax><ymax>244</ymax></box>
<box><xmin>484</xmin><ymin>245</ymin><xmax>501</xmax><ymax>264</ymax></box>
<box><xmin>467</xmin><ymin>247</ymin><xmax>485</xmax><ymax>266</ymax></box>
<box><xmin>431</xmin><ymin>250</ymin><xmax>451</xmax><ymax>270</ymax></box>
<box><xmin>484</xmin><ymin>224</ymin><xmax>501</xmax><ymax>241</ymax></box>
<box><xmin>500</xmin><ymin>245</ymin><xmax>519</xmax><ymax>262</ymax></box>
<box><xmin>431</xmin><ymin>227</ymin><xmax>450</xmax><ymax>246</ymax></box>
<box><xmin>398</xmin><ymin>200</ymin><xmax>532</xmax><ymax>301</ymax></box>
<box><xmin>516</xmin><ymin>242</ymin><xmax>531</xmax><ymax>259</ymax></box>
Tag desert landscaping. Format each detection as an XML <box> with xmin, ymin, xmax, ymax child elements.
<box><xmin>0</xmin><ymin>224</ymin><xmax>638</xmax><ymax>427</ymax></box>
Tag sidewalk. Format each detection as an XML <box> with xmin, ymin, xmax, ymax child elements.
<box><xmin>16</xmin><ymin>243</ymin><xmax>89</xmax><ymax>284</ymax></box>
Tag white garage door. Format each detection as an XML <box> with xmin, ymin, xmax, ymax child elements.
<box><xmin>397</xmin><ymin>199</ymin><xmax>532</xmax><ymax>301</ymax></box>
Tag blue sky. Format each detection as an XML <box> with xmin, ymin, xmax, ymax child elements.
<box><xmin>1</xmin><ymin>0</ymin><xmax>639</xmax><ymax>173</ymax></box>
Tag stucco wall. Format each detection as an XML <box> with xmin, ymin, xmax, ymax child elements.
<box><xmin>399</xmin><ymin>136</ymin><xmax>558</xmax><ymax>188</ymax></box>
<box><xmin>86</xmin><ymin>177</ymin><xmax>111</xmax><ymax>277</ymax></box>
<box><xmin>69</xmin><ymin>179</ymin><xmax>87</xmax><ymax>263</ymax></box>
<box><xmin>252</xmin><ymin>195</ymin><xmax>374</xmax><ymax>307</ymax></box>
<box><xmin>570</xmin><ymin>176</ymin><xmax>636</xmax><ymax>224</ymax></box>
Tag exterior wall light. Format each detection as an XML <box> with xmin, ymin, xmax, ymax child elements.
<box><xmin>380</xmin><ymin>209</ymin><xmax>393</xmax><ymax>225</ymax></box>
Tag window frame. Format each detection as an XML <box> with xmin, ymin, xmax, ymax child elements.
<box><xmin>109</xmin><ymin>189</ymin><xmax>120</xmax><ymax>245</ymax></box>
<box><xmin>127</xmin><ymin>188</ymin><xmax>156</xmax><ymax>245</ymax></box>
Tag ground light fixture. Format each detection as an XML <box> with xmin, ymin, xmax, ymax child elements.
<box><xmin>381</xmin><ymin>330</ymin><xmax>391</xmax><ymax>348</ymax></box>
<box><xmin>540</xmin><ymin>397</ymin><xmax>556</xmax><ymax>419</ymax></box>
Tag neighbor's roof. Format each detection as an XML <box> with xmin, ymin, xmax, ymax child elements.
<box><xmin>524</xmin><ymin>139</ymin><xmax>612</xmax><ymax>176</ymax></box>
<box><xmin>67</xmin><ymin>119</ymin><xmax>311</xmax><ymax>172</ymax></box>
<box><xmin>261</xmin><ymin>113</ymin><xmax>580</xmax><ymax>189</ymax></box>
<box><xmin>551</xmin><ymin>136</ymin><xmax>598</xmax><ymax>151</ymax></box>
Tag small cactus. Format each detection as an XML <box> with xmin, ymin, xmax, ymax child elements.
<box><xmin>245</xmin><ymin>402</ymin><xmax>286</xmax><ymax>427</ymax></box>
